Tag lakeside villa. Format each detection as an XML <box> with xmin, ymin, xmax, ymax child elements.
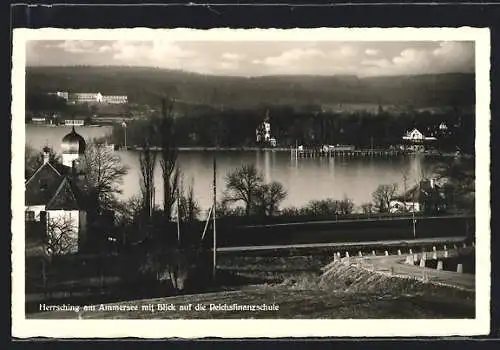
<box><xmin>402</xmin><ymin>128</ymin><xmax>437</xmax><ymax>152</ymax></box>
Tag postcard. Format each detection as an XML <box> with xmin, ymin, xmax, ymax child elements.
<box><xmin>12</xmin><ymin>27</ymin><xmax>490</xmax><ymax>338</ymax></box>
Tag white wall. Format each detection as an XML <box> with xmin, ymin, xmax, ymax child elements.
<box><xmin>389</xmin><ymin>200</ymin><xmax>421</xmax><ymax>213</ymax></box>
<box><xmin>25</xmin><ymin>205</ymin><xmax>46</xmax><ymax>221</ymax></box>
<box><xmin>62</xmin><ymin>153</ymin><xmax>80</xmax><ymax>167</ymax></box>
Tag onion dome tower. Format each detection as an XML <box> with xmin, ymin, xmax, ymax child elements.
<box><xmin>61</xmin><ymin>126</ymin><xmax>86</xmax><ymax>168</ymax></box>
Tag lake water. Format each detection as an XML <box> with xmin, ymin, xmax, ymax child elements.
<box><xmin>26</xmin><ymin>125</ymin><xmax>437</xmax><ymax>212</ymax></box>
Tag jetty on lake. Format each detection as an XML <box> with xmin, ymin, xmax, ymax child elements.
<box><xmin>291</xmin><ymin>145</ymin><xmax>404</xmax><ymax>159</ymax></box>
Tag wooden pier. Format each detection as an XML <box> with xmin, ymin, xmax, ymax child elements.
<box><xmin>291</xmin><ymin>148</ymin><xmax>403</xmax><ymax>159</ymax></box>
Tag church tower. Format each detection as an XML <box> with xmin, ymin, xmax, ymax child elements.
<box><xmin>61</xmin><ymin>126</ymin><xmax>86</xmax><ymax>169</ymax></box>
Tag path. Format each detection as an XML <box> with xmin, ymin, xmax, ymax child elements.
<box><xmin>348</xmin><ymin>249</ymin><xmax>475</xmax><ymax>291</ymax></box>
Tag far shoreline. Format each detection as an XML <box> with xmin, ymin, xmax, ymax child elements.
<box><xmin>25</xmin><ymin>124</ymin><xmax>472</xmax><ymax>158</ymax></box>
<box><xmin>121</xmin><ymin>146</ymin><xmax>471</xmax><ymax>158</ymax></box>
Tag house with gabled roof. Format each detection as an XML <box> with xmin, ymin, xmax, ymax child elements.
<box><xmin>401</xmin><ymin>128</ymin><xmax>438</xmax><ymax>152</ymax></box>
<box><xmin>389</xmin><ymin>178</ymin><xmax>447</xmax><ymax>214</ymax></box>
<box><xmin>25</xmin><ymin>129</ymin><xmax>88</xmax><ymax>255</ymax></box>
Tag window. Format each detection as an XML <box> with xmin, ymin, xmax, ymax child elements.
<box><xmin>25</xmin><ymin>210</ymin><xmax>35</xmax><ymax>222</ymax></box>
<box><xmin>39</xmin><ymin>211</ymin><xmax>47</xmax><ymax>223</ymax></box>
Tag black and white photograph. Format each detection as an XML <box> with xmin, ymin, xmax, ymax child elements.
<box><xmin>11</xmin><ymin>28</ymin><xmax>490</xmax><ymax>338</ymax></box>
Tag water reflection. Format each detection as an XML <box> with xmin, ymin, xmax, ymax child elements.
<box><xmin>114</xmin><ymin>151</ymin><xmax>430</xmax><ymax>210</ymax></box>
<box><xmin>263</xmin><ymin>151</ymin><xmax>271</xmax><ymax>183</ymax></box>
<box><xmin>27</xmin><ymin>125</ymin><xmax>435</xmax><ymax>211</ymax></box>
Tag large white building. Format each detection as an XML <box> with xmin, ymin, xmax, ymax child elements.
<box><xmin>25</xmin><ymin>128</ymin><xmax>88</xmax><ymax>255</ymax></box>
<box><xmin>64</xmin><ymin>119</ymin><xmax>85</xmax><ymax>127</ymax></box>
<box><xmin>68</xmin><ymin>92</ymin><xmax>104</xmax><ymax>104</ymax></box>
<box><xmin>47</xmin><ymin>91</ymin><xmax>70</xmax><ymax>100</ymax></box>
<box><xmin>102</xmin><ymin>95</ymin><xmax>128</xmax><ymax>104</ymax></box>
<box><xmin>50</xmin><ymin>91</ymin><xmax>128</xmax><ymax>104</ymax></box>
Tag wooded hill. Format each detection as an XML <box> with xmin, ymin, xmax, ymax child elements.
<box><xmin>26</xmin><ymin>66</ymin><xmax>475</xmax><ymax>109</ymax></box>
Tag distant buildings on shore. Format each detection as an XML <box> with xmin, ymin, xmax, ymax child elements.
<box><xmin>48</xmin><ymin>91</ymin><xmax>128</xmax><ymax>104</ymax></box>
<box><xmin>256</xmin><ymin>110</ymin><xmax>277</xmax><ymax>147</ymax></box>
<box><xmin>401</xmin><ymin>128</ymin><xmax>437</xmax><ymax>152</ymax></box>
<box><xmin>401</xmin><ymin>123</ymin><xmax>453</xmax><ymax>152</ymax></box>
<box><xmin>64</xmin><ymin>119</ymin><xmax>85</xmax><ymax>127</ymax></box>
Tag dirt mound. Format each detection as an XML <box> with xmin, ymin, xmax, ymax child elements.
<box><xmin>319</xmin><ymin>262</ymin><xmax>425</xmax><ymax>295</ymax></box>
<box><xmin>317</xmin><ymin>261</ymin><xmax>474</xmax><ymax>300</ymax></box>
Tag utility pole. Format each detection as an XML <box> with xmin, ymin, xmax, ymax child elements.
<box><xmin>212</xmin><ymin>156</ymin><xmax>217</xmax><ymax>281</ymax></box>
<box><xmin>412</xmin><ymin>188</ymin><xmax>417</xmax><ymax>239</ymax></box>
<box><xmin>412</xmin><ymin>205</ymin><xmax>416</xmax><ymax>239</ymax></box>
<box><xmin>176</xmin><ymin>187</ymin><xmax>181</xmax><ymax>245</ymax></box>
<box><xmin>122</xmin><ymin>121</ymin><xmax>127</xmax><ymax>148</ymax></box>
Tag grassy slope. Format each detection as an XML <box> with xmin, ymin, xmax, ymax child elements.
<box><xmin>28</xmin><ymin>253</ymin><xmax>475</xmax><ymax>319</ymax></box>
<box><xmin>28</xmin><ymin>286</ymin><xmax>474</xmax><ymax>319</ymax></box>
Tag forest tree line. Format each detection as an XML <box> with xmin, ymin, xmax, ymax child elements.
<box><xmin>25</xmin><ymin>92</ymin><xmax>475</xmax><ymax>153</ymax></box>
<box><xmin>108</xmin><ymin>105</ymin><xmax>475</xmax><ymax>154</ymax></box>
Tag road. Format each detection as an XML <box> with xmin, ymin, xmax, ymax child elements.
<box><xmin>216</xmin><ymin>236</ymin><xmax>467</xmax><ymax>253</ymax></box>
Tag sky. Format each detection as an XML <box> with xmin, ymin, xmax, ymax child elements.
<box><xmin>26</xmin><ymin>40</ymin><xmax>475</xmax><ymax>77</ymax></box>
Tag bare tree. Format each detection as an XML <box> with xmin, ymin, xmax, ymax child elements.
<box><xmin>33</xmin><ymin>215</ymin><xmax>77</xmax><ymax>297</ymax></box>
<box><xmin>45</xmin><ymin>215</ymin><xmax>78</xmax><ymax>256</ymax></box>
<box><xmin>80</xmin><ymin>137</ymin><xmax>129</xmax><ymax>215</ymax></box>
<box><xmin>360</xmin><ymin>202</ymin><xmax>374</xmax><ymax>214</ymax></box>
<box><xmin>139</xmin><ymin>123</ymin><xmax>157</xmax><ymax>221</ymax></box>
<box><xmin>253</xmin><ymin>181</ymin><xmax>288</xmax><ymax>217</ymax></box>
<box><xmin>215</xmin><ymin>200</ymin><xmax>245</xmax><ymax>217</ymax></box>
<box><xmin>224</xmin><ymin>164</ymin><xmax>264</xmax><ymax>216</ymax></box>
<box><xmin>432</xmin><ymin>157</ymin><xmax>474</xmax><ymax>191</ymax></box>
<box><xmin>372</xmin><ymin>183</ymin><xmax>399</xmax><ymax>213</ymax></box>
<box><xmin>338</xmin><ymin>195</ymin><xmax>354</xmax><ymax>215</ymax></box>
<box><xmin>158</xmin><ymin>98</ymin><xmax>180</xmax><ymax>221</ymax></box>
<box><xmin>115</xmin><ymin>195</ymin><xmax>144</xmax><ymax>227</ymax></box>
<box><xmin>178</xmin><ymin>178</ymin><xmax>201</xmax><ymax>223</ymax></box>
<box><xmin>399</xmin><ymin>168</ymin><xmax>411</xmax><ymax>213</ymax></box>
<box><xmin>304</xmin><ymin>199</ymin><xmax>339</xmax><ymax>216</ymax></box>
<box><xmin>431</xmin><ymin>157</ymin><xmax>475</xmax><ymax>212</ymax></box>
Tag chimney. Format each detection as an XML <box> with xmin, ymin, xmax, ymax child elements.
<box><xmin>42</xmin><ymin>146</ymin><xmax>50</xmax><ymax>164</ymax></box>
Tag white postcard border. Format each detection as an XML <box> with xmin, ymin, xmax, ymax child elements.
<box><xmin>11</xmin><ymin>27</ymin><xmax>491</xmax><ymax>338</ymax></box>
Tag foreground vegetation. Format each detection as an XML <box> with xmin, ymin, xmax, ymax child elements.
<box><xmin>28</xmin><ymin>252</ymin><xmax>475</xmax><ymax>319</ymax></box>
